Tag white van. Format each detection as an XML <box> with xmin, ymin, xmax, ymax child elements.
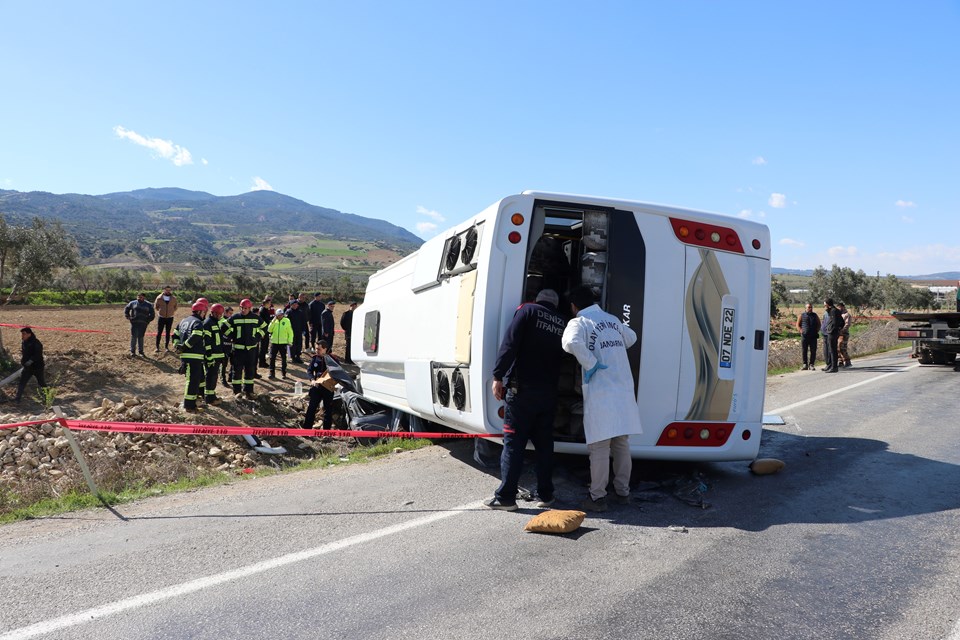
<box><xmin>350</xmin><ymin>192</ymin><xmax>770</xmax><ymax>461</ymax></box>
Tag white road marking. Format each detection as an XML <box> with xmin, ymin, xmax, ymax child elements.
<box><xmin>0</xmin><ymin>501</ymin><xmax>483</xmax><ymax>640</ymax></box>
<box><xmin>766</xmin><ymin>363</ymin><xmax>919</xmax><ymax>416</ymax></box>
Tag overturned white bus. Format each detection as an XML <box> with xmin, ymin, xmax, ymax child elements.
<box><xmin>349</xmin><ymin>192</ymin><xmax>771</xmax><ymax>461</ymax></box>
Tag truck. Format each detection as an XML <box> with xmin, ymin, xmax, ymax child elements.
<box><xmin>347</xmin><ymin>191</ymin><xmax>772</xmax><ymax>461</ymax></box>
<box><xmin>893</xmin><ymin>311</ymin><xmax>960</xmax><ymax>365</ymax></box>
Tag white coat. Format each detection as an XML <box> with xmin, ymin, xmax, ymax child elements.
<box><xmin>561</xmin><ymin>304</ymin><xmax>643</xmax><ymax>444</ymax></box>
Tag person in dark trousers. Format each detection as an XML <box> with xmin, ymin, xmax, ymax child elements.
<box><xmin>256</xmin><ymin>297</ymin><xmax>274</xmax><ymax>369</ymax></box>
<box><xmin>303</xmin><ymin>341</ymin><xmax>347</xmax><ymax>429</ymax></box>
<box><xmin>203</xmin><ymin>303</ymin><xmax>227</xmax><ymax>404</ymax></box>
<box><xmin>14</xmin><ymin>327</ymin><xmax>45</xmax><ymax>404</ymax></box>
<box><xmin>320</xmin><ymin>299</ymin><xmax>336</xmax><ymax>353</ymax></box>
<box><xmin>174</xmin><ymin>300</ymin><xmax>208</xmax><ymax>412</ymax></box>
<box><xmin>796</xmin><ymin>303</ymin><xmax>820</xmax><ymax>370</ymax></box>
<box><xmin>340</xmin><ymin>302</ymin><xmax>356</xmax><ymax>364</ymax></box>
<box><xmin>485</xmin><ymin>289</ymin><xmax>566</xmax><ymax>511</ymax></box>
<box><xmin>226</xmin><ymin>298</ymin><xmax>264</xmax><ymax>398</ymax></box>
<box><xmin>124</xmin><ymin>292</ymin><xmax>156</xmax><ymax>356</ymax></box>
<box><xmin>286</xmin><ymin>299</ymin><xmax>307</xmax><ymax>364</ymax></box>
<box><xmin>820</xmin><ymin>298</ymin><xmax>843</xmax><ymax>373</ymax></box>
<box><xmin>219</xmin><ymin>306</ymin><xmax>234</xmax><ymax>385</ymax></box>
<box><xmin>154</xmin><ymin>285</ymin><xmax>178</xmax><ymax>352</ymax></box>
<box><xmin>267</xmin><ymin>308</ymin><xmax>293</xmax><ymax>379</ymax></box>
<box><xmin>307</xmin><ymin>292</ymin><xmax>325</xmax><ymax>349</ymax></box>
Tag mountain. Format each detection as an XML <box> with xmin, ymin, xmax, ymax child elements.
<box><xmin>0</xmin><ymin>188</ymin><xmax>422</xmax><ymax>277</ymax></box>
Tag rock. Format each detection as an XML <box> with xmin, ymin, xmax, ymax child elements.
<box><xmin>216</xmin><ymin>463</ymin><xmax>230</xmax><ymax>472</ymax></box>
<box><xmin>101</xmin><ymin>398</ymin><xmax>113</xmax><ymax>409</ymax></box>
<box><xmin>208</xmin><ymin>447</ymin><xmax>223</xmax><ymax>457</ymax></box>
<box><xmin>47</xmin><ymin>469</ymin><xmax>64</xmax><ymax>477</ymax></box>
<box><xmin>124</xmin><ymin>397</ymin><xmax>140</xmax><ymax>407</ymax></box>
<box><xmin>127</xmin><ymin>408</ymin><xmax>143</xmax><ymax>421</ymax></box>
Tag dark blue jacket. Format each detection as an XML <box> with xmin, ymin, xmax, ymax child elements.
<box><xmin>125</xmin><ymin>299</ymin><xmax>156</xmax><ymax>325</ymax></box>
<box><xmin>492</xmin><ymin>302</ymin><xmax>565</xmax><ymax>390</ymax></box>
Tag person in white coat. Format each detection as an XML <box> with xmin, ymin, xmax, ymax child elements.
<box><xmin>561</xmin><ymin>285</ymin><xmax>643</xmax><ymax>512</ymax></box>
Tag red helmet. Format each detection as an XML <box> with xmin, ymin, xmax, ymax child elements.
<box><xmin>239</xmin><ymin>298</ymin><xmax>253</xmax><ymax>309</ymax></box>
<box><xmin>192</xmin><ymin>299</ymin><xmax>209</xmax><ymax>313</ymax></box>
<box><xmin>196</xmin><ymin>297</ymin><xmax>209</xmax><ymax>305</ymax></box>
<box><xmin>210</xmin><ymin>303</ymin><xmax>225</xmax><ymax>317</ymax></box>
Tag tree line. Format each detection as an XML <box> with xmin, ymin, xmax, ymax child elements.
<box><xmin>771</xmin><ymin>265</ymin><xmax>941</xmax><ymax>318</ymax></box>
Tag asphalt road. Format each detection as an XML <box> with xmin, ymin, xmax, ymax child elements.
<box><xmin>3</xmin><ymin>347</ymin><xmax>960</xmax><ymax>640</ymax></box>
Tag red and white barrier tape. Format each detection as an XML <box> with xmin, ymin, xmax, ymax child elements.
<box><xmin>0</xmin><ymin>417</ymin><xmax>498</xmax><ymax>440</ymax></box>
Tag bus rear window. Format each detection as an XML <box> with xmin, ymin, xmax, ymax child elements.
<box><xmin>363</xmin><ymin>311</ymin><xmax>380</xmax><ymax>354</ymax></box>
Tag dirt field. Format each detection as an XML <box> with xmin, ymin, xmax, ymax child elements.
<box><xmin>0</xmin><ymin>305</ymin><xmax>351</xmax><ymax>416</ymax></box>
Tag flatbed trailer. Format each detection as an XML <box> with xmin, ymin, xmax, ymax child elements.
<box><xmin>893</xmin><ymin>311</ymin><xmax>960</xmax><ymax>364</ymax></box>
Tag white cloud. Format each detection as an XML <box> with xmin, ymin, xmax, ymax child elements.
<box><xmin>113</xmin><ymin>125</ymin><xmax>193</xmax><ymax>166</ymax></box>
<box><xmin>901</xmin><ymin>215</ymin><xmax>915</xmax><ymax>224</ymax></box>
<box><xmin>768</xmin><ymin>193</ymin><xmax>787</xmax><ymax>209</ymax></box>
<box><xmin>752</xmin><ymin>156</ymin><xmax>767</xmax><ymax>165</ymax></box>
<box><xmin>201</xmin><ymin>158</ymin><xmax>209</xmax><ymax>166</ymax></box>
<box><xmin>251</xmin><ymin>177</ymin><xmax>274</xmax><ymax>191</ymax></box>
<box><xmin>738</xmin><ymin>209</ymin><xmax>766</xmax><ymax>219</ymax></box>
<box><xmin>780</xmin><ymin>238</ymin><xmax>805</xmax><ymax>248</ymax></box>
<box><xmin>895</xmin><ymin>200</ymin><xmax>917</xmax><ymax>208</ymax></box>
<box><xmin>416</xmin><ymin>205</ymin><xmax>445</xmax><ymax>222</ymax></box>
<box><xmin>827</xmin><ymin>245</ymin><xmax>858</xmax><ymax>258</ymax></box>
<box><xmin>416</xmin><ymin>221</ymin><xmax>438</xmax><ymax>236</ymax></box>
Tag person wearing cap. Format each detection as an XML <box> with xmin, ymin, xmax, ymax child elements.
<box><xmin>225</xmin><ymin>299</ymin><xmax>264</xmax><ymax>398</ymax></box>
<box><xmin>267</xmin><ymin>308</ymin><xmax>294</xmax><ymax>379</ymax></box>
<box><xmin>320</xmin><ymin>299</ymin><xmax>336</xmax><ymax>353</ymax></box>
<box><xmin>340</xmin><ymin>302</ymin><xmax>357</xmax><ymax>364</ymax></box>
<box><xmin>562</xmin><ymin>285</ymin><xmax>642</xmax><ymax>512</ymax></box>
<box><xmin>307</xmin><ymin>292</ymin><xmax>325</xmax><ymax>349</ymax></box>
<box><xmin>13</xmin><ymin>327</ymin><xmax>45</xmax><ymax>404</ymax></box>
<box><xmin>286</xmin><ymin>298</ymin><xmax>307</xmax><ymax>364</ymax></box>
<box><xmin>124</xmin><ymin>292</ymin><xmax>156</xmax><ymax>357</ymax></box>
<box><xmin>174</xmin><ymin>300</ymin><xmax>208</xmax><ymax>412</ymax></box>
<box><xmin>485</xmin><ymin>289</ymin><xmax>566</xmax><ymax>511</ymax></box>
<box><xmin>154</xmin><ymin>285</ymin><xmax>178</xmax><ymax>352</ymax></box>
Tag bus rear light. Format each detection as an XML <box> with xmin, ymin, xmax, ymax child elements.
<box><xmin>511</xmin><ymin>213</ymin><xmax>525</xmax><ymax>225</ymax></box>
<box><xmin>752</xmin><ymin>239</ymin><xmax>761</xmax><ymax>250</ymax></box>
<box><xmin>508</xmin><ymin>231</ymin><xmax>522</xmax><ymax>244</ymax></box>
<box><xmin>899</xmin><ymin>330</ymin><xmax>921</xmax><ymax>338</ymax></box>
<box><xmin>656</xmin><ymin>422</ymin><xmax>736</xmax><ymax>447</ymax></box>
<box><xmin>669</xmin><ymin>218</ymin><xmax>744</xmax><ymax>254</ymax></box>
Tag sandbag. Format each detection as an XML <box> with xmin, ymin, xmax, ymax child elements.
<box><xmin>749</xmin><ymin>458</ymin><xmax>786</xmax><ymax>475</ymax></box>
<box><xmin>523</xmin><ymin>510</ymin><xmax>586</xmax><ymax>534</ymax></box>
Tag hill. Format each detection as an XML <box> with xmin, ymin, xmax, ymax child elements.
<box><xmin>0</xmin><ymin>188</ymin><xmax>422</xmax><ymax>281</ymax></box>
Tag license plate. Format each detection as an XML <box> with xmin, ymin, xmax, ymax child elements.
<box><xmin>719</xmin><ymin>306</ymin><xmax>735</xmax><ymax>369</ymax></box>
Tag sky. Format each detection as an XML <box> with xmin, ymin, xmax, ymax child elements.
<box><xmin>1</xmin><ymin>1</ymin><xmax>958</xmax><ymax>276</ymax></box>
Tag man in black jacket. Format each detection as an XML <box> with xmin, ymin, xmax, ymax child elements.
<box><xmin>340</xmin><ymin>302</ymin><xmax>356</xmax><ymax>364</ymax></box>
<box><xmin>14</xmin><ymin>327</ymin><xmax>46</xmax><ymax>404</ymax></box>
<box><xmin>796</xmin><ymin>303</ymin><xmax>820</xmax><ymax>370</ymax></box>
<box><xmin>124</xmin><ymin>292</ymin><xmax>156</xmax><ymax>357</ymax></box>
<box><xmin>820</xmin><ymin>298</ymin><xmax>843</xmax><ymax>373</ymax></box>
<box><xmin>308</xmin><ymin>293</ymin><xmax>325</xmax><ymax>350</ymax></box>
<box><xmin>286</xmin><ymin>299</ymin><xmax>307</xmax><ymax>364</ymax></box>
<box><xmin>485</xmin><ymin>289</ymin><xmax>566</xmax><ymax>511</ymax></box>
<box><xmin>320</xmin><ymin>299</ymin><xmax>336</xmax><ymax>353</ymax></box>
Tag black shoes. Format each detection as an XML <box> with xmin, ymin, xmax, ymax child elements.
<box><xmin>484</xmin><ymin>497</ymin><xmax>518</xmax><ymax>511</ymax></box>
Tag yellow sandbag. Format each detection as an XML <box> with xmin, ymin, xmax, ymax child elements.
<box><xmin>524</xmin><ymin>510</ymin><xmax>586</xmax><ymax>534</ymax></box>
<box><xmin>749</xmin><ymin>458</ymin><xmax>785</xmax><ymax>475</ymax></box>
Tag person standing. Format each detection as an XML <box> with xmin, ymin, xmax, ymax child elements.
<box><xmin>14</xmin><ymin>327</ymin><xmax>45</xmax><ymax>404</ymax></box>
<box><xmin>154</xmin><ymin>285</ymin><xmax>178</xmax><ymax>352</ymax></box>
<box><xmin>303</xmin><ymin>341</ymin><xmax>354</xmax><ymax>429</ymax></box>
<box><xmin>308</xmin><ymin>292</ymin><xmax>325</xmax><ymax>349</ymax></box>
<box><xmin>174</xmin><ymin>300</ymin><xmax>208</xmax><ymax>413</ymax></box>
<box><xmin>796</xmin><ymin>303</ymin><xmax>820</xmax><ymax>370</ymax></box>
<box><xmin>219</xmin><ymin>306</ymin><xmax>234</xmax><ymax>385</ymax></box>
<box><xmin>562</xmin><ymin>285</ymin><xmax>643</xmax><ymax>512</ymax></box>
<box><xmin>837</xmin><ymin>302</ymin><xmax>853</xmax><ymax>368</ymax></box>
<box><xmin>820</xmin><ymin>298</ymin><xmax>842</xmax><ymax>373</ymax></box>
<box><xmin>226</xmin><ymin>298</ymin><xmax>264</xmax><ymax>399</ymax></box>
<box><xmin>124</xmin><ymin>292</ymin><xmax>155</xmax><ymax>357</ymax></box>
<box><xmin>286</xmin><ymin>299</ymin><xmax>307</xmax><ymax>364</ymax></box>
<box><xmin>202</xmin><ymin>303</ymin><xmax>227</xmax><ymax>404</ymax></box>
<box><xmin>484</xmin><ymin>289</ymin><xmax>566</xmax><ymax>511</ymax></box>
<box><xmin>340</xmin><ymin>302</ymin><xmax>357</xmax><ymax>364</ymax></box>
<box><xmin>257</xmin><ymin>297</ymin><xmax>274</xmax><ymax>369</ymax></box>
<box><xmin>320</xmin><ymin>299</ymin><xmax>336</xmax><ymax>353</ymax></box>
<box><xmin>267</xmin><ymin>308</ymin><xmax>294</xmax><ymax>379</ymax></box>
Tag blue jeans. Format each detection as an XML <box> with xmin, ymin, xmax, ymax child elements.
<box><xmin>495</xmin><ymin>388</ymin><xmax>556</xmax><ymax>505</ymax></box>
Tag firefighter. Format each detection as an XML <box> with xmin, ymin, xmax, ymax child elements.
<box><xmin>203</xmin><ymin>303</ymin><xmax>227</xmax><ymax>405</ymax></box>
<box><xmin>226</xmin><ymin>298</ymin><xmax>264</xmax><ymax>399</ymax></box>
<box><xmin>220</xmin><ymin>306</ymin><xmax>234</xmax><ymax>385</ymax></box>
<box><xmin>174</xmin><ymin>300</ymin><xmax>208</xmax><ymax>413</ymax></box>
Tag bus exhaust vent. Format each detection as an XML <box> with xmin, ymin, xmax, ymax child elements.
<box><xmin>452</xmin><ymin>368</ymin><xmax>467</xmax><ymax>411</ymax></box>
<box><xmin>435</xmin><ymin>369</ymin><xmax>450</xmax><ymax>407</ymax></box>
<box><xmin>460</xmin><ymin>226</ymin><xmax>479</xmax><ymax>264</ymax></box>
<box><xmin>444</xmin><ymin>236</ymin><xmax>462</xmax><ymax>272</ymax></box>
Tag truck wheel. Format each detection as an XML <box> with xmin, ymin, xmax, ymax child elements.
<box><xmin>918</xmin><ymin>349</ymin><xmax>934</xmax><ymax>365</ymax></box>
<box><xmin>933</xmin><ymin>350</ymin><xmax>949</xmax><ymax>365</ymax></box>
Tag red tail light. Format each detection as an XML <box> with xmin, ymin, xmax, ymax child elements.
<box><xmin>670</xmin><ymin>218</ymin><xmax>744</xmax><ymax>254</ymax></box>
<box><xmin>656</xmin><ymin>422</ymin><xmax>736</xmax><ymax>447</ymax></box>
